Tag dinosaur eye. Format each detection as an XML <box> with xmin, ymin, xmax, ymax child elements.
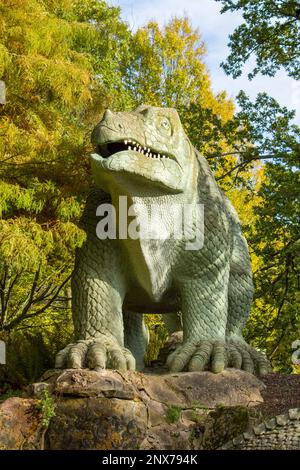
<box><xmin>160</xmin><ymin>118</ymin><xmax>171</xmax><ymax>131</ymax></box>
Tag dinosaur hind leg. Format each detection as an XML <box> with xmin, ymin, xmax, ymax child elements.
<box><xmin>226</xmin><ymin>234</ymin><xmax>253</xmax><ymax>339</ymax></box>
<box><xmin>123</xmin><ymin>311</ymin><xmax>149</xmax><ymax>371</ymax></box>
<box><xmin>162</xmin><ymin>311</ymin><xmax>182</xmax><ymax>334</ymax></box>
<box><xmin>226</xmin><ymin>233</ymin><xmax>270</xmax><ymax>375</ymax></box>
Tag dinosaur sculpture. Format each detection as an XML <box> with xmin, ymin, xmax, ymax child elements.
<box><xmin>55</xmin><ymin>105</ymin><xmax>269</xmax><ymax>374</ymax></box>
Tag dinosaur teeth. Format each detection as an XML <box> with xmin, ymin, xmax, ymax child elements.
<box><xmin>123</xmin><ymin>142</ymin><xmax>170</xmax><ymax>160</ymax></box>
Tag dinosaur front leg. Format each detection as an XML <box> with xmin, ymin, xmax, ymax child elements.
<box><xmin>168</xmin><ymin>257</ymin><xmax>231</xmax><ymax>373</ymax></box>
<box><xmin>55</xmin><ymin>238</ymin><xmax>136</xmax><ymax>371</ymax></box>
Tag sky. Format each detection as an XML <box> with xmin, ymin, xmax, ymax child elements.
<box><xmin>110</xmin><ymin>0</ymin><xmax>300</xmax><ymax>125</ymax></box>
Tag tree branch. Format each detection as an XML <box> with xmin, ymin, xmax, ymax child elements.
<box><xmin>4</xmin><ymin>273</ymin><xmax>71</xmax><ymax>331</ymax></box>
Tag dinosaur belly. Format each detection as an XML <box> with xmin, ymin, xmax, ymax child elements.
<box><xmin>121</xmin><ymin>236</ymin><xmax>175</xmax><ymax>302</ymax></box>
<box><xmin>123</xmin><ymin>285</ymin><xmax>180</xmax><ymax>313</ymax></box>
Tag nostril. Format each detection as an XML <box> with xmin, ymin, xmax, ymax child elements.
<box><xmin>118</xmin><ymin>123</ymin><xmax>123</xmax><ymax>130</ymax></box>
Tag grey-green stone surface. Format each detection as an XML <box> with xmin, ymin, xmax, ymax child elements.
<box><xmin>55</xmin><ymin>105</ymin><xmax>269</xmax><ymax>374</ymax></box>
<box><xmin>0</xmin><ymin>81</ymin><xmax>6</xmax><ymax>104</ymax></box>
<box><xmin>221</xmin><ymin>408</ymin><xmax>300</xmax><ymax>450</ymax></box>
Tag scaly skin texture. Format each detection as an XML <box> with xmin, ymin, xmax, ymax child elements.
<box><xmin>55</xmin><ymin>105</ymin><xmax>270</xmax><ymax>374</ymax></box>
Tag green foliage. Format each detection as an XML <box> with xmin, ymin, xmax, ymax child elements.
<box><xmin>0</xmin><ymin>387</ymin><xmax>23</xmax><ymax>401</ymax></box>
<box><xmin>228</xmin><ymin>93</ymin><xmax>300</xmax><ymax>371</ymax></box>
<box><xmin>214</xmin><ymin>1</ymin><xmax>300</xmax><ymax>371</ymax></box>
<box><xmin>235</xmin><ymin>92</ymin><xmax>300</xmax><ymax>165</ymax></box>
<box><xmin>36</xmin><ymin>388</ymin><xmax>56</xmax><ymax>428</ymax></box>
<box><xmin>0</xmin><ymin>0</ymin><xmax>132</xmax><ymax>340</ymax></box>
<box><xmin>216</xmin><ymin>402</ymin><xmax>226</xmax><ymax>410</ymax></box>
<box><xmin>244</xmin><ymin>159</ymin><xmax>300</xmax><ymax>371</ymax></box>
<box><xmin>126</xmin><ymin>18</ymin><xmax>211</xmax><ymax>107</ymax></box>
<box><xmin>191</xmin><ymin>409</ymin><xmax>205</xmax><ymax>424</ymax></box>
<box><xmin>191</xmin><ymin>401</ymin><xmax>209</xmax><ymax>423</ymax></box>
<box><xmin>0</xmin><ymin>1</ymin><xmax>299</xmax><ymax>379</ymax></box>
<box><xmin>166</xmin><ymin>405</ymin><xmax>182</xmax><ymax>423</ymax></box>
<box><xmin>0</xmin><ymin>314</ymin><xmax>73</xmax><ymax>387</ymax></box>
<box><xmin>144</xmin><ymin>314</ymin><xmax>168</xmax><ymax>365</ymax></box>
<box><xmin>216</xmin><ymin>0</ymin><xmax>300</xmax><ymax>79</ymax></box>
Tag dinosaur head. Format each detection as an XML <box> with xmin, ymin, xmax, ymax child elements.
<box><xmin>90</xmin><ymin>105</ymin><xmax>195</xmax><ymax>194</ymax></box>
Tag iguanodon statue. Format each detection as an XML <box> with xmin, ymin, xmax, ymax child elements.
<box><xmin>55</xmin><ymin>105</ymin><xmax>270</xmax><ymax>375</ymax></box>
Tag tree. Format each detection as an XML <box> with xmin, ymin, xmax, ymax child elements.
<box><xmin>207</xmin><ymin>92</ymin><xmax>300</xmax><ymax>180</ymax></box>
<box><xmin>216</xmin><ymin>0</ymin><xmax>300</xmax><ymax>79</ymax></box>
<box><xmin>244</xmin><ymin>161</ymin><xmax>300</xmax><ymax>371</ymax></box>
<box><xmin>126</xmin><ymin>18</ymin><xmax>218</xmax><ymax>107</ymax></box>
<box><xmin>0</xmin><ymin>0</ymin><xmax>131</xmax><ymax>340</ymax></box>
<box><xmin>215</xmin><ymin>0</ymin><xmax>300</xmax><ymax>371</ymax></box>
<box><xmin>126</xmin><ymin>17</ymin><xmax>300</xmax><ymax>185</ymax></box>
<box><xmin>1</xmin><ymin>2</ymin><xmax>298</xmax><ymax>379</ymax></box>
<box><xmin>125</xmin><ymin>18</ymin><xmax>248</xmax><ymax>182</ymax></box>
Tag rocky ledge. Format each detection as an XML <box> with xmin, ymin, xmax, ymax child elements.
<box><xmin>0</xmin><ymin>368</ymin><xmax>265</xmax><ymax>450</ymax></box>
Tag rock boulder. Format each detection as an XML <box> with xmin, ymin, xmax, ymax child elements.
<box><xmin>0</xmin><ymin>368</ymin><xmax>265</xmax><ymax>450</ymax></box>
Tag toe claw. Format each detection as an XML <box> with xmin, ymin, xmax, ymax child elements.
<box><xmin>55</xmin><ymin>344</ymin><xmax>73</xmax><ymax>369</ymax></box>
<box><xmin>87</xmin><ymin>342</ymin><xmax>107</xmax><ymax>370</ymax></box>
<box><xmin>68</xmin><ymin>341</ymin><xmax>89</xmax><ymax>369</ymax></box>
<box><xmin>228</xmin><ymin>344</ymin><xmax>243</xmax><ymax>369</ymax></box>
<box><xmin>107</xmin><ymin>348</ymin><xmax>127</xmax><ymax>371</ymax></box>
<box><xmin>168</xmin><ymin>343</ymin><xmax>197</xmax><ymax>372</ymax></box>
<box><xmin>211</xmin><ymin>341</ymin><xmax>226</xmax><ymax>373</ymax></box>
<box><xmin>188</xmin><ymin>340</ymin><xmax>213</xmax><ymax>372</ymax></box>
<box><xmin>166</xmin><ymin>337</ymin><xmax>270</xmax><ymax>376</ymax></box>
<box><xmin>56</xmin><ymin>336</ymin><xmax>136</xmax><ymax>372</ymax></box>
<box><xmin>122</xmin><ymin>348</ymin><xmax>136</xmax><ymax>371</ymax></box>
<box><xmin>228</xmin><ymin>340</ymin><xmax>269</xmax><ymax>375</ymax></box>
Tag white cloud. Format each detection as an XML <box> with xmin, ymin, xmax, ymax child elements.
<box><xmin>110</xmin><ymin>0</ymin><xmax>300</xmax><ymax>124</ymax></box>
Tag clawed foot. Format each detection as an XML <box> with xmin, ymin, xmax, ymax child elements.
<box><xmin>227</xmin><ymin>338</ymin><xmax>270</xmax><ymax>375</ymax></box>
<box><xmin>55</xmin><ymin>334</ymin><xmax>136</xmax><ymax>371</ymax></box>
<box><xmin>166</xmin><ymin>338</ymin><xmax>270</xmax><ymax>375</ymax></box>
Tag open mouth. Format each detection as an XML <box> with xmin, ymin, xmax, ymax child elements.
<box><xmin>96</xmin><ymin>139</ymin><xmax>174</xmax><ymax>161</ymax></box>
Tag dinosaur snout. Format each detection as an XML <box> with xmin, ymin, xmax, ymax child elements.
<box><xmin>101</xmin><ymin>109</ymin><xmax>126</xmax><ymax>132</ymax></box>
<box><xmin>91</xmin><ymin>109</ymin><xmax>126</xmax><ymax>145</ymax></box>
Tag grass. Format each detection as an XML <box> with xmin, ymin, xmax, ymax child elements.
<box><xmin>166</xmin><ymin>405</ymin><xmax>182</xmax><ymax>423</ymax></box>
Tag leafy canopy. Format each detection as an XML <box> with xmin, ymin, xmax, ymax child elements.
<box><xmin>0</xmin><ymin>2</ymin><xmax>299</xmax><ymax>378</ymax></box>
<box><xmin>216</xmin><ymin>0</ymin><xmax>300</xmax><ymax>79</ymax></box>
<box><xmin>0</xmin><ymin>0</ymin><xmax>132</xmax><ymax>334</ymax></box>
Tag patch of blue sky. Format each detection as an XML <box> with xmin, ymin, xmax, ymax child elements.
<box><xmin>109</xmin><ymin>0</ymin><xmax>300</xmax><ymax>125</ymax></box>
